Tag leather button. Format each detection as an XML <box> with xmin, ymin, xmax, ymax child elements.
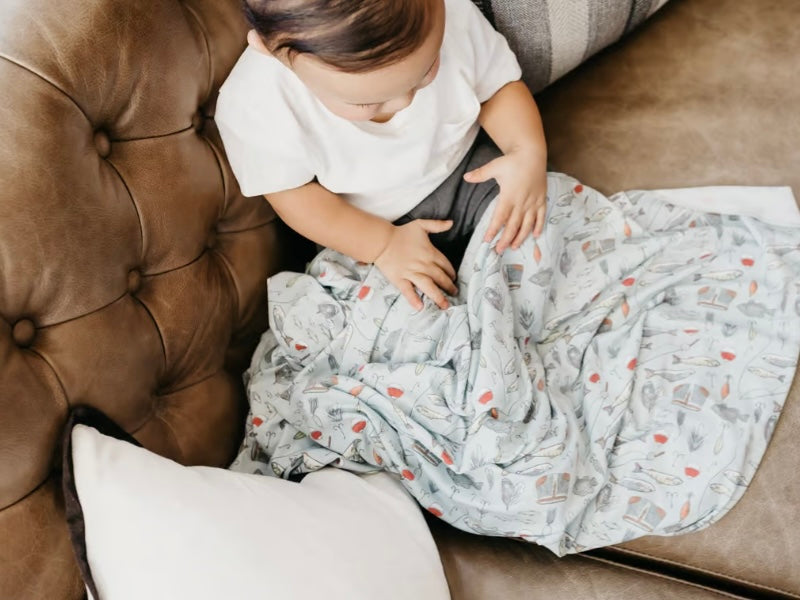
<box><xmin>12</xmin><ymin>319</ymin><xmax>36</xmax><ymax>347</ymax></box>
<box><xmin>191</xmin><ymin>110</ymin><xmax>204</xmax><ymax>133</ymax></box>
<box><xmin>206</xmin><ymin>229</ymin><xmax>217</xmax><ymax>249</ymax></box>
<box><xmin>127</xmin><ymin>269</ymin><xmax>142</xmax><ymax>294</ymax></box>
<box><xmin>94</xmin><ymin>130</ymin><xmax>111</xmax><ymax>158</ymax></box>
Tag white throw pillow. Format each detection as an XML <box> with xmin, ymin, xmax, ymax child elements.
<box><xmin>64</xmin><ymin>414</ymin><xmax>450</xmax><ymax>600</ymax></box>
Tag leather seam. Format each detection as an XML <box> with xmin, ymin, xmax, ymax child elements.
<box><xmin>208</xmin><ymin>242</ymin><xmax>242</xmax><ymax>330</ymax></box>
<box><xmin>200</xmin><ymin>132</ymin><xmax>231</xmax><ymax>218</ymax></box>
<box><xmin>129</xmin><ymin>294</ymin><xmax>168</xmax><ymax>380</ymax></box>
<box><xmin>0</xmin><ymin>53</ymin><xmax>92</xmax><ymax>126</ymax></box>
<box><xmin>603</xmin><ymin>547</ymin><xmax>800</xmax><ymax>598</ymax></box>
<box><xmin>583</xmin><ymin>553</ymin><xmax>748</xmax><ymax>599</ymax></box>
<box><xmin>0</xmin><ymin>476</ymin><xmax>53</xmax><ymax>513</ymax></box>
<box><xmin>180</xmin><ymin>1</ymin><xmax>214</xmax><ymax>107</ymax></box>
<box><xmin>105</xmin><ymin>157</ymin><xmax>146</xmax><ymax>264</ymax></box>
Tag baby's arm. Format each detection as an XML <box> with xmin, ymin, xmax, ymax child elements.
<box><xmin>267</xmin><ymin>182</ymin><xmax>393</xmax><ymax>264</ymax></box>
<box><xmin>463</xmin><ymin>80</ymin><xmax>548</xmax><ymax>252</ymax></box>
<box><xmin>266</xmin><ymin>183</ymin><xmax>457</xmax><ymax>310</ymax></box>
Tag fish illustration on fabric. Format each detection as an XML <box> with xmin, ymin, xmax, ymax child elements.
<box><xmin>737</xmin><ymin>301</ymin><xmax>775</xmax><ymax>318</ymax></box>
<box><xmin>723</xmin><ymin>470</ymin><xmax>749</xmax><ymax>487</ymax></box>
<box><xmin>567</xmin><ymin>226</ymin><xmax>601</xmax><ymax>242</ymax></box>
<box><xmin>585</xmin><ymin>207</ymin><xmax>612</xmax><ymax>224</ymax></box>
<box><xmin>642</xmin><ymin>327</ymin><xmax>678</xmax><ymax>338</ymax></box>
<box><xmin>602</xmin><ymin>379</ymin><xmax>634</xmax><ymax>415</ymax></box>
<box><xmin>634</xmin><ymin>464</ymin><xmax>683</xmax><ymax>486</ymax></box>
<box><xmin>710</xmin><ymin>483</ymin><xmax>732</xmax><ymax>495</ymax></box>
<box><xmin>672</xmin><ymin>355</ymin><xmax>721</xmax><ymax>368</ymax></box>
<box><xmin>416</xmin><ymin>405</ymin><xmax>453</xmax><ymax>421</ymax></box>
<box><xmin>747</xmin><ymin>367</ymin><xmax>786</xmax><ymax>382</ymax></box>
<box><xmin>765</xmin><ymin>243</ymin><xmax>800</xmax><ymax>256</ymax></box>
<box><xmin>555</xmin><ymin>192</ymin><xmax>574</xmax><ymax>207</ymax></box>
<box><xmin>514</xmin><ymin>460</ymin><xmax>552</xmax><ymax>477</ymax></box>
<box><xmin>548</xmin><ymin>211</ymin><xmax>573</xmax><ymax>225</ymax></box>
<box><xmin>615</xmin><ymin>477</ymin><xmax>656</xmax><ymax>493</ymax></box>
<box><xmin>693</xmin><ymin>270</ymin><xmax>743</xmax><ymax>282</ymax></box>
<box><xmin>529</xmin><ymin>443</ymin><xmax>566</xmax><ymax>459</ymax></box>
<box><xmin>762</xmin><ymin>354</ymin><xmax>797</xmax><ymax>369</ymax></box>
<box><xmin>647</xmin><ymin>261</ymin><xmax>688</xmax><ymax>273</ymax></box>
<box><xmin>646</xmin><ymin>368</ymin><xmax>695</xmax><ymax>382</ymax></box>
<box><xmin>711</xmin><ymin>403</ymin><xmax>749</xmax><ymax>424</ymax></box>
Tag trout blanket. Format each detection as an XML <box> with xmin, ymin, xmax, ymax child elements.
<box><xmin>230</xmin><ymin>173</ymin><xmax>800</xmax><ymax>555</ymax></box>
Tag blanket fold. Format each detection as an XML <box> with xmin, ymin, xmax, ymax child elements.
<box><xmin>231</xmin><ymin>173</ymin><xmax>800</xmax><ymax>555</ymax></box>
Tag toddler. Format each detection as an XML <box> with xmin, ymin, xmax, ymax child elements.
<box><xmin>217</xmin><ymin>0</ymin><xmax>548</xmax><ymax>310</ymax></box>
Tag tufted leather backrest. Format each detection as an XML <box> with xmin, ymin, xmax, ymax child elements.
<box><xmin>0</xmin><ymin>1</ymin><xmax>302</xmax><ymax>597</ymax></box>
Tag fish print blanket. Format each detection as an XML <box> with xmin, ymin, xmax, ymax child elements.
<box><xmin>230</xmin><ymin>172</ymin><xmax>800</xmax><ymax>555</ymax></box>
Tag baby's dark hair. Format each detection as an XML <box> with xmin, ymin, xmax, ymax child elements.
<box><xmin>243</xmin><ymin>0</ymin><xmax>433</xmax><ymax>73</ymax></box>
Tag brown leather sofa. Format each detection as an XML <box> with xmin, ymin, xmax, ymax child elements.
<box><xmin>1</xmin><ymin>0</ymin><xmax>798</xmax><ymax>598</ymax></box>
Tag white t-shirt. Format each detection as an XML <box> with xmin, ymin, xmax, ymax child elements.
<box><xmin>216</xmin><ymin>0</ymin><xmax>522</xmax><ymax>221</ymax></box>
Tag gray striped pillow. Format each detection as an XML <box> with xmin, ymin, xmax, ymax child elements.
<box><xmin>473</xmin><ymin>0</ymin><xmax>670</xmax><ymax>92</ymax></box>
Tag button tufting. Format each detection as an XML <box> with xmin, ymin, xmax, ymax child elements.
<box><xmin>127</xmin><ymin>269</ymin><xmax>142</xmax><ymax>294</ymax></box>
<box><xmin>12</xmin><ymin>319</ymin><xmax>36</xmax><ymax>347</ymax></box>
<box><xmin>191</xmin><ymin>110</ymin><xmax>204</xmax><ymax>133</ymax></box>
<box><xmin>94</xmin><ymin>130</ymin><xmax>111</xmax><ymax>158</ymax></box>
<box><xmin>206</xmin><ymin>229</ymin><xmax>217</xmax><ymax>249</ymax></box>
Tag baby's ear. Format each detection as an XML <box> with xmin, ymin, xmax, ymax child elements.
<box><xmin>247</xmin><ymin>29</ymin><xmax>271</xmax><ymax>55</ymax></box>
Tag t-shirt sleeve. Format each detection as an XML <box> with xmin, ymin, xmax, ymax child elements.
<box><xmin>215</xmin><ymin>86</ymin><xmax>315</xmax><ymax>198</ymax></box>
<box><xmin>461</xmin><ymin>0</ymin><xmax>523</xmax><ymax>102</ymax></box>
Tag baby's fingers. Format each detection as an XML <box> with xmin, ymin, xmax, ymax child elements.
<box><xmin>496</xmin><ymin>208</ymin><xmax>522</xmax><ymax>254</ymax></box>
<box><xmin>533</xmin><ymin>203</ymin><xmax>547</xmax><ymax>237</ymax></box>
<box><xmin>432</xmin><ymin>249</ymin><xmax>457</xmax><ymax>283</ymax></box>
<box><xmin>413</xmin><ymin>274</ymin><xmax>450</xmax><ymax>310</ymax></box>
<box><xmin>397</xmin><ymin>280</ymin><xmax>423</xmax><ymax>311</ymax></box>
<box><xmin>484</xmin><ymin>201</ymin><xmax>511</xmax><ymax>243</ymax></box>
<box><xmin>427</xmin><ymin>263</ymin><xmax>458</xmax><ymax>296</ymax></box>
<box><xmin>511</xmin><ymin>210</ymin><xmax>536</xmax><ymax>249</ymax></box>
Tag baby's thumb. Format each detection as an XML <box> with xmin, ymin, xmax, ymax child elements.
<box><xmin>418</xmin><ymin>219</ymin><xmax>453</xmax><ymax>234</ymax></box>
<box><xmin>463</xmin><ymin>159</ymin><xmax>498</xmax><ymax>183</ymax></box>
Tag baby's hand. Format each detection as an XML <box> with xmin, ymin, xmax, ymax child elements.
<box><xmin>464</xmin><ymin>147</ymin><xmax>548</xmax><ymax>254</ymax></box>
<box><xmin>374</xmin><ymin>220</ymin><xmax>458</xmax><ymax>311</ymax></box>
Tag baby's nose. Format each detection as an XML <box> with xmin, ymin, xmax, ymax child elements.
<box><xmin>389</xmin><ymin>91</ymin><xmax>415</xmax><ymax>112</ymax></box>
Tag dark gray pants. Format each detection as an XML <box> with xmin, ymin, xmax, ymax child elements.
<box><xmin>393</xmin><ymin>132</ymin><xmax>502</xmax><ymax>270</ymax></box>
